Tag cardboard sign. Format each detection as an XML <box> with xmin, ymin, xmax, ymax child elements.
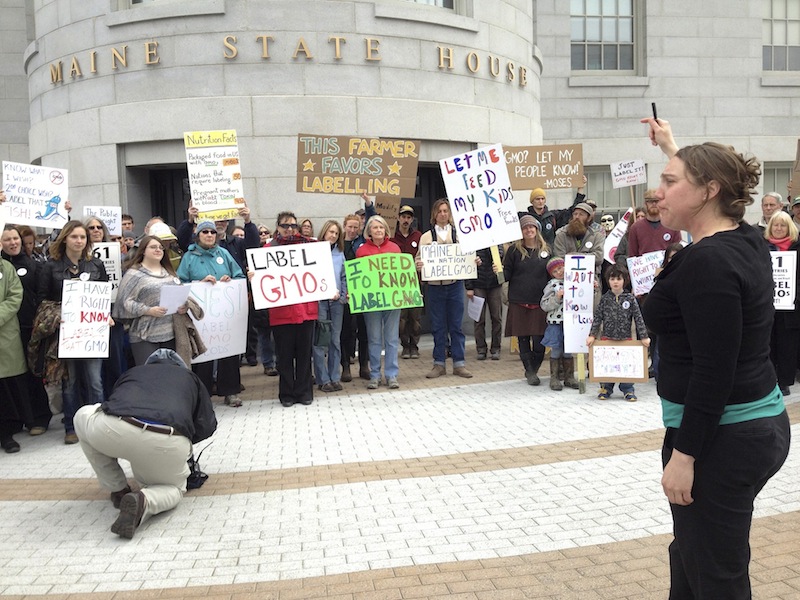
<box><xmin>187</xmin><ymin>279</ymin><xmax>248</xmax><ymax>363</ymax></box>
<box><xmin>588</xmin><ymin>340</ymin><xmax>649</xmax><ymax>383</ymax></box>
<box><xmin>440</xmin><ymin>143</ymin><xmax>521</xmax><ymax>252</ymax></box>
<box><xmin>504</xmin><ymin>144</ymin><xmax>584</xmax><ymax>191</ymax></box>
<box><xmin>297</xmin><ymin>134</ymin><xmax>420</xmax><ymax>197</ymax></box>
<box><xmin>92</xmin><ymin>242</ymin><xmax>122</xmax><ymax>303</ymax></box>
<box><xmin>627</xmin><ymin>250</ymin><xmax>665</xmax><ymax>296</ymax></box>
<box><xmin>419</xmin><ymin>243</ymin><xmax>477</xmax><ymax>281</ymax></box>
<box><xmin>247</xmin><ymin>241</ymin><xmax>337</xmax><ymax>310</ymax></box>
<box><xmin>83</xmin><ymin>206</ymin><xmax>122</xmax><ymax>236</ymax></box>
<box><xmin>563</xmin><ymin>253</ymin><xmax>595</xmax><ymax>354</ymax></box>
<box><xmin>374</xmin><ymin>195</ymin><xmax>401</xmax><ymax>236</ymax></box>
<box><xmin>1</xmin><ymin>161</ymin><xmax>69</xmax><ymax>230</ymax></box>
<box><xmin>345</xmin><ymin>254</ymin><xmax>423</xmax><ymax>314</ymax></box>
<box><xmin>603</xmin><ymin>208</ymin><xmax>633</xmax><ymax>263</ymax></box>
<box><xmin>610</xmin><ymin>159</ymin><xmax>647</xmax><ymax>189</ymax></box>
<box><xmin>184</xmin><ymin>129</ymin><xmax>245</xmax><ymax>221</ymax></box>
<box><xmin>58</xmin><ymin>280</ymin><xmax>112</xmax><ymax>359</ymax></box>
<box><xmin>772</xmin><ymin>251</ymin><xmax>797</xmax><ymax>311</ymax></box>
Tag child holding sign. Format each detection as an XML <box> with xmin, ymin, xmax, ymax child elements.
<box><xmin>586</xmin><ymin>265</ymin><xmax>649</xmax><ymax>401</ymax></box>
<box><xmin>540</xmin><ymin>257</ymin><xmax>578</xmax><ymax>391</ymax></box>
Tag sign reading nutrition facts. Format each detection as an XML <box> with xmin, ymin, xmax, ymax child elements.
<box><xmin>184</xmin><ymin>129</ymin><xmax>245</xmax><ymax>221</ymax></box>
<box><xmin>297</xmin><ymin>134</ymin><xmax>420</xmax><ymax>197</ymax></box>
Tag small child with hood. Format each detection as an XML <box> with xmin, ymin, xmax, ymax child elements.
<box><xmin>540</xmin><ymin>257</ymin><xmax>579</xmax><ymax>390</ymax></box>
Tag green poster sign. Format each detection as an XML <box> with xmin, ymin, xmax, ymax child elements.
<box><xmin>345</xmin><ymin>254</ymin><xmax>423</xmax><ymax>313</ymax></box>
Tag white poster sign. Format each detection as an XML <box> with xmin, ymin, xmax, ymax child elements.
<box><xmin>772</xmin><ymin>251</ymin><xmax>797</xmax><ymax>311</ymax></box>
<box><xmin>603</xmin><ymin>208</ymin><xmax>633</xmax><ymax>263</ymax></box>
<box><xmin>610</xmin><ymin>159</ymin><xmax>647</xmax><ymax>189</ymax></box>
<box><xmin>588</xmin><ymin>340</ymin><xmax>649</xmax><ymax>383</ymax></box>
<box><xmin>420</xmin><ymin>243</ymin><xmax>477</xmax><ymax>281</ymax></box>
<box><xmin>627</xmin><ymin>250</ymin><xmax>665</xmax><ymax>296</ymax></box>
<box><xmin>184</xmin><ymin>129</ymin><xmax>245</xmax><ymax>220</ymax></box>
<box><xmin>84</xmin><ymin>206</ymin><xmax>122</xmax><ymax>236</ymax></box>
<box><xmin>58</xmin><ymin>280</ymin><xmax>112</xmax><ymax>359</ymax></box>
<box><xmin>563</xmin><ymin>253</ymin><xmax>595</xmax><ymax>354</ymax></box>
<box><xmin>188</xmin><ymin>279</ymin><xmax>248</xmax><ymax>363</ymax></box>
<box><xmin>439</xmin><ymin>143</ymin><xmax>521</xmax><ymax>252</ymax></box>
<box><xmin>247</xmin><ymin>241</ymin><xmax>337</xmax><ymax>310</ymax></box>
<box><xmin>92</xmin><ymin>242</ymin><xmax>122</xmax><ymax>302</ymax></box>
<box><xmin>1</xmin><ymin>161</ymin><xmax>69</xmax><ymax>230</ymax></box>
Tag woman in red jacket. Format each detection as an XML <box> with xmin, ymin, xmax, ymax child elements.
<box><xmin>268</xmin><ymin>212</ymin><xmax>319</xmax><ymax>407</ymax></box>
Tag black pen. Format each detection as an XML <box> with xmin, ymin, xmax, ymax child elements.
<box><xmin>651</xmin><ymin>102</ymin><xmax>658</xmax><ymax>121</ymax></box>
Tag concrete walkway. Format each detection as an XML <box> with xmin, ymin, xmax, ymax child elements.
<box><xmin>1</xmin><ymin>337</ymin><xmax>798</xmax><ymax>599</ymax></box>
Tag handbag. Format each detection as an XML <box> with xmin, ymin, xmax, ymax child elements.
<box><xmin>186</xmin><ymin>443</ymin><xmax>211</xmax><ymax>490</ymax></box>
<box><xmin>314</xmin><ymin>316</ymin><xmax>332</xmax><ymax>348</ymax></box>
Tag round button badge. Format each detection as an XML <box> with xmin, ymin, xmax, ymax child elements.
<box><xmin>216</xmin><ymin>256</ymin><xmax>224</xmax><ymax>265</ymax></box>
<box><xmin>80</xmin><ymin>272</ymin><xmax>90</xmax><ymax>281</ymax></box>
<box><xmin>17</xmin><ymin>268</ymin><xmax>27</xmax><ymax>277</ymax></box>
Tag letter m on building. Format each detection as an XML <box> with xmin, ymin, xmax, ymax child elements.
<box><xmin>50</xmin><ymin>62</ymin><xmax>63</xmax><ymax>84</ymax></box>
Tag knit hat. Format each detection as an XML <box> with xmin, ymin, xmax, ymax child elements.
<box><xmin>573</xmin><ymin>202</ymin><xmax>594</xmax><ymax>217</ymax></box>
<box><xmin>546</xmin><ymin>257</ymin><xmax>565</xmax><ymax>276</ymax></box>
<box><xmin>149</xmin><ymin>221</ymin><xmax>177</xmax><ymax>241</ymax></box>
<box><xmin>793</xmin><ymin>197</ymin><xmax>800</xmax><ymax>207</ymax></box>
<box><xmin>519</xmin><ymin>214</ymin><xmax>540</xmax><ymax>229</ymax></box>
<box><xmin>530</xmin><ymin>188</ymin><xmax>547</xmax><ymax>201</ymax></box>
<box><xmin>195</xmin><ymin>220</ymin><xmax>216</xmax><ymax>233</ymax></box>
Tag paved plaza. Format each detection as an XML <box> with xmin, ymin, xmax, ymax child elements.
<box><xmin>1</xmin><ymin>338</ymin><xmax>799</xmax><ymax>600</ymax></box>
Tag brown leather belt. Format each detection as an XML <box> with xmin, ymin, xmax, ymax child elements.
<box><xmin>120</xmin><ymin>416</ymin><xmax>175</xmax><ymax>436</ymax></box>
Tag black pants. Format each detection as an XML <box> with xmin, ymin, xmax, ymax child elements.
<box><xmin>273</xmin><ymin>320</ymin><xmax>314</xmax><ymax>404</ymax></box>
<box><xmin>662</xmin><ymin>411</ymin><xmax>791</xmax><ymax>599</ymax></box>
<box><xmin>518</xmin><ymin>335</ymin><xmax>544</xmax><ymax>370</ymax></box>
<box><xmin>193</xmin><ymin>355</ymin><xmax>241</xmax><ymax>397</ymax></box>
<box><xmin>770</xmin><ymin>312</ymin><xmax>799</xmax><ymax>389</ymax></box>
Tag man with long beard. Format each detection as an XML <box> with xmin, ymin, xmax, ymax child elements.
<box><xmin>553</xmin><ymin>202</ymin><xmax>605</xmax><ymax>304</ymax></box>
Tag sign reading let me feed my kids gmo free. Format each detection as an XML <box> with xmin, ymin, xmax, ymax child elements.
<box><xmin>439</xmin><ymin>144</ymin><xmax>521</xmax><ymax>253</ymax></box>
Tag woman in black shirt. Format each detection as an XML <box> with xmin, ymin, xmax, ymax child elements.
<box><xmin>641</xmin><ymin>117</ymin><xmax>791</xmax><ymax>599</ymax></box>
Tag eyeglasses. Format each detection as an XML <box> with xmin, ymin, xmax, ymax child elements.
<box><xmin>259</xmin><ymin>230</ymin><xmax>270</xmax><ymax>235</ymax></box>
<box><xmin>87</xmin><ymin>225</ymin><xmax>103</xmax><ymax>230</ymax></box>
<box><xmin>199</xmin><ymin>229</ymin><xmax>216</xmax><ymax>235</ymax></box>
<box><xmin>146</xmin><ymin>244</ymin><xmax>164</xmax><ymax>251</ymax></box>
<box><xmin>279</xmin><ymin>223</ymin><xmax>298</xmax><ymax>229</ymax></box>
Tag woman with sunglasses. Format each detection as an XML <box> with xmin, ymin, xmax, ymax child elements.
<box><xmin>36</xmin><ymin>220</ymin><xmax>109</xmax><ymax>444</ymax></box>
<box><xmin>177</xmin><ymin>219</ymin><xmax>246</xmax><ymax>407</ymax></box>
<box><xmin>267</xmin><ymin>212</ymin><xmax>318</xmax><ymax>407</ymax></box>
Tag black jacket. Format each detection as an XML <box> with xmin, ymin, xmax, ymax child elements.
<box><xmin>465</xmin><ymin>246</ymin><xmax>504</xmax><ymax>291</ymax></box>
<box><xmin>36</xmin><ymin>255</ymin><xmax>108</xmax><ymax>303</ymax></box>
<box><xmin>101</xmin><ymin>357</ymin><xmax>217</xmax><ymax>443</ymax></box>
<box><xmin>1</xmin><ymin>251</ymin><xmax>39</xmax><ymax>329</ymax></box>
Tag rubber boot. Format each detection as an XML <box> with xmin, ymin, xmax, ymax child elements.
<box><xmin>522</xmin><ymin>355</ymin><xmax>539</xmax><ymax>386</ymax></box>
<box><xmin>549</xmin><ymin>359</ymin><xmax>563</xmax><ymax>390</ymax></box>
<box><xmin>562</xmin><ymin>357</ymin><xmax>579</xmax><ymax>389</ymax></box>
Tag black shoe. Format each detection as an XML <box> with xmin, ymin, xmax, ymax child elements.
<box><xmin>110</xmin><ymin>485</ymin><xmax>132</xmax><ymax>509</ymax></box>
<box><xmin>111</xmin><ymin>492</ymin><xmax>146</xmax><ymax>539</ymax></box>
<box><xmin>300</xmin><ymin>398</ymin><xmax>313</xmax><ymax>405</ymax></box>
<box><xmin>359</xmin><ymin>366</ymin><xmax>371</xmax><ymax>380</ymax></box>
<box><xmin>1</xmin><ymin>437</ymin><xmax>20</xmax><ymax>454</ymax></box>
<box><xmin>246</xmin><ymin>359</ymin><xmax>258</xmax><ymax>367</ymax></box>
<box><xmin>280</xmin><ymin>399</ymin><xmax>294</xmax><ymax>407</ymax></box>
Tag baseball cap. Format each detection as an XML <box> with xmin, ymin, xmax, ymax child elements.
<box><xmin>150</xmin><ymin>221</ymin><xmax>177</xmax><ymax>241</ymax></box>
<box><xmin>792</xmin><ymin>197</ymin><xmax>800</xmax><ymax>207</ymax></box>
<box><xmin>399</xmin><ymin>205</ymin><xmax>414</xmax><ymax>215</ymax></box>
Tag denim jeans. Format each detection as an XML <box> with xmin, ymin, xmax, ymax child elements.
<box><xmin>258</xmin><ymin>327</ymin><xmax>276</xmax><ymax>368</ymax></box>
<box><xmin>62</xmin><ymin>358</ymin><xmax>104</xmax><ymax>433</ymax></box>
<box><xmin>599</xmin><ymin>381</ymin><xmax>634</xmax><ymax>395</ymax></box>
<box><xmin>363</xmin><ymin>309</ymin><xmax>401</xmax><ymax>380</ymax></box>
<box><xmin>426</xmin><ymin>282</ymin><xmax>466</xmax><ymax>366</ymax></box>
<box><xmin>313</xmin><ymin>300</ymin><xmax>345</xmax><ymax>384</ymax></box>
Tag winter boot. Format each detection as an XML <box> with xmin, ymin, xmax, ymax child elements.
<box><xmin>522</xmin><ymin>356</ymin><xmax>540</xmax><ymax>386</ymax></box>
<box><xmin>562</xmin><ymin>357</ymin><xmax>579</xmax><ymax>389</ymax></box>
<box><xmin>549</xmin><ymin>359</ymin><xmax>563</xmax><ymax>390</ymax></box>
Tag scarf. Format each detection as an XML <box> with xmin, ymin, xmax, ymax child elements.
<box><xmin>769</xmin><ymin>236</ymin><xmax>792</xmax><ymax>251</ymax></box>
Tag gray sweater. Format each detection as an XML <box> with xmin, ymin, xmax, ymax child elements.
<box><xmin>589</xmin><ymin>290</ymin><xmax>647</xmax><ymax>340</ymax></box>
